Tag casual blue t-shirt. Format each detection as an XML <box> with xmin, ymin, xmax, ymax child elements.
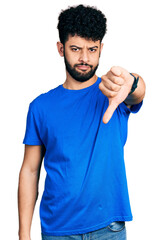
<box><xmin>23</xmin><ymin>77</ymin><xmax>143</xmax><ymax>236</ymax></box>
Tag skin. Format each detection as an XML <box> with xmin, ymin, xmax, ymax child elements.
<box><xmin>57</xmin><ymin>35</ymin><xmax>104</xmax><ymax>89</ymax></box>
<box><xmin>18</xmin><ymin>34</ymin><xmax>146</xmax><ymax>240</ymax></box>
<box><xmin>100</xmin><ymin>67</ymin><xmax>146</xmax><ymax>123</ymax></box>
<box><xmin>18</xmin><ymin>145</ymin><xmax>45</xmax><ymax>240</ymax></box>
<box><xmin>57</xmin><ymin>34</ymin><xmax>146</xmax><ymax>123</ymax></box>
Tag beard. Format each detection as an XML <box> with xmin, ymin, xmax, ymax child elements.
<box><xmin>63</xmin><ymin>52</ymin><xmax>99</xmax><ymax>82</ymax></box>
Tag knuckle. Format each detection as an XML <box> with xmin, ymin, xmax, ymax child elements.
<box><xmin>110</xmin><ymin>66</ymin><xmax>117</xmax><ymax>72</ymax></box>
<box><xmin>109</xmin><ymin>84</ymin><xmax>119</xmax><ymax>92</ymax></box>
<box><xmin>101</xmin><ymin>75</ymin><xmax>108</xmax><ymax>82</ymax></box>
<box><xmin>110</xmin><ymin>85</ymin><xmax>116</xmax><ymax>91</ymax></box>
<box><xmin>111</xmin><ymin>76</ymin><xmax>118</xmax><ymax>84</ymax></box>
<box><xmin>115</xmin><ymin>85</ymin><xmax>121</xmax><ymax>91</ymax></box>
<box><xmin>98</xmin><ymin>82</ymin><xmax>103</xmax><ymax>89</ymax></box>
<box><xmin>109</xmin><ymin>91</ymin><xmax>116</xmax><ymax>98</ymax></box>
<box><xmin>115</xmin><ymin>77</ymin><xmax>124</xmax><ymax>85</ymax></box>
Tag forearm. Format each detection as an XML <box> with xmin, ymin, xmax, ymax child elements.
<box><xmin>18</xmin><ymin>167</ymin><xmax>39</xmax><ymax>239</ymax></box>
<box><xmin>124</xmin><ymin>73</ymin><xmax>146</xmax><ymax>105</ymax></box>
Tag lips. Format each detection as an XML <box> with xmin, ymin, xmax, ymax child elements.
<box><xmin>76</xmin><ymin>65</ymin><xmax>90</xmax><ymax>70</ymax></box>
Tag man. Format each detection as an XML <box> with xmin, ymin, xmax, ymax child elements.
<box><xmin>18</xmin><ymin>4</ymin><xmax>146</xmax><ymax>240</ymax></box>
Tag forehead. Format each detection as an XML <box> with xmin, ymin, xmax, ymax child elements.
<box><xmin>65</xmin><ymin>35</ymin><xmax>101</xmax><ymax>47</ymax></box>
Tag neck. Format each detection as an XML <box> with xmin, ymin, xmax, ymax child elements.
<box><xmin>62</xmin><ymin>73</ymin><xmax>98</xmax><ymax>90</ymax></box>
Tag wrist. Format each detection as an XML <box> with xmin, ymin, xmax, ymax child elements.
<box><xmin>19</xmin><ymin>231</ymin><xmax>30</xmax><ymax>240</ymax></box>
<box><xmin>19</xmin><ymin>237</ymin><xmax>31</xmax><ymax>240</ymax></box>
<box><xmin>128</xmin><ymin>73</ymin><xmax>139</xmax><ymax>95</ymax></box>
<box><xmin>19</xmin><ymin>236</ymin><xmax>31</xmax><ymax>240</ymax></box>
<box><xmin>19</xmin><ymin>237</ymin><xmax>30</xmax><ymax>240</ymax></box>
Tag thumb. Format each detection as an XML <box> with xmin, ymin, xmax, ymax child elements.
<box><xmin>103</xmin><ymin>99</ymin><xmax>118</xmax><ymax>124</ymax></box>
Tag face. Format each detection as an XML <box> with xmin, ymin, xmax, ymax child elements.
<box><xmin>57</xmin><ymin>35</ymin><xmax>103</xmax><ymax>82</ymax></box>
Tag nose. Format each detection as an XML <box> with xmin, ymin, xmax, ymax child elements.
<box><xmin>78</xmin><ymin>50</ymin><xmax>89</xmax><ymax>63</ymax></box>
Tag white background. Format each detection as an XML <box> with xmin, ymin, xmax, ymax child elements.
<box><xmin>0</xmin><ymin>0</ymin><xmax>163</xmax><ymax>239</ymax></box>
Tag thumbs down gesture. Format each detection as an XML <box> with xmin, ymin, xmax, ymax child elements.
<box><xmin>99</xmin><ymin>66</ymin><xmax>134</xmax><ymax>124</ymax></box>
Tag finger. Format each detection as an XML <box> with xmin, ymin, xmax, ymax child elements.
<box><xmin>103</xmin><ymin>100</ymin><xmax>118</xmax><ymax>124</ymax></box>
<box><xmin>99</xmin><ymin>82</ymin><xmax>117</xmax><ymax>98</ymax></box>
<box><xmin>101</xmin><ymin>75</ymin><xmax>121</xmax><ymax>92</ymax></box>
<box><xmin>111</xmin><ymin>66</ymin><xmax>130</xmax><ymax>81</ymax></box>
<box><xmin>104</xmin><ymin>72</ymin><xmax>124</xmax><ymax>86</ymax></box>
<box><xmin>110</xmin><ymin>66</ymin><xmax>122</xmax><ymax>76</ymax></box>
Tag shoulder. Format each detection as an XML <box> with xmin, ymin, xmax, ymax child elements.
<box><xmin>30</xmin><ymin>86</ymin><xmax>60</xmax><ymax>110</ymax></box>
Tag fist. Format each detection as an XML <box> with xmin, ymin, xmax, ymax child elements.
<box><xmin>99</xmin><ymin>66</ymin><xmax>134</xmax><ymax>124</ymax></box>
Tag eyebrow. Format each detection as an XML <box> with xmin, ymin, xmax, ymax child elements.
<box><xmin>70</xmin><ymin>45</ymin><xmax>98</xmax><ymax>49</ymax></box>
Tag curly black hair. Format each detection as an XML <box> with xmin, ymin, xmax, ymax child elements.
<box><xmin>57</xmin><ymin>4</ymin><xmax>107</xmax><ymax>44</ymax></box>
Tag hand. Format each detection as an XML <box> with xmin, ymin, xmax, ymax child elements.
<box><xmin>99</xmin><ymin>66</ymin><xmax>134</xmax><ymax>124</ymax></box>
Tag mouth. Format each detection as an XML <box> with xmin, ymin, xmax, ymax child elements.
<box><xmin>76</xmin><ymin>65</ymin><xmax>90</xmax><ymax>71</ymax></box>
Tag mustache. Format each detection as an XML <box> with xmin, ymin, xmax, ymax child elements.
<box><xmin>74</xmin><ymin>63</ymin><xmax>93</xmax><ymax>68</ymax></box>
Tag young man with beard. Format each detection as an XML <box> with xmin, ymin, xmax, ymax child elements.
<box><xmin>18</xmin><ymin>4</ymin><xmax>146</xmax><ymax>240</ymax></box>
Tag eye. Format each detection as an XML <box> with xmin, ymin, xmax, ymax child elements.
<box><xmin>71</xmin><ymin>48</ymin><xmax>79</xmax><ymax>52</ymax></box>
<box><xmin>89</xmin><ymin>48</ymin><xmax>97</xmax><ymax>53</ymax></box>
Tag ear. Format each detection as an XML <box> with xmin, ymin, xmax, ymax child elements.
<box><xmin>57</xmin><ymin>42</ymin><xmax>64</xmax><ymax>57</ymax></box>
<box><xmin>100</xmin><ymin>43</ymin><xmax>104</xmax><ymax>54</ymax></box>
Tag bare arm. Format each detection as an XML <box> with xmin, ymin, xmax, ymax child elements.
<box><xmin>18</xmin><ymin>145</ymin><xmax>45</xmax><ymax>240</ymax></box>
<box><xmin>124</xmin><ymin>73</ymin><xmax>146</xmax><ymax>106</ymax></box>
<box><xmin>99</xmin><ymin>66</ymin><xmax>146</xmax><ymax>123</ymax></box>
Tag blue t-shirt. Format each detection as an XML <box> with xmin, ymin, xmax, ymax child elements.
<box><xmin>23</xmin><ymin>77</ymin><xmax>143</xmax><ymax>236</ymax></box>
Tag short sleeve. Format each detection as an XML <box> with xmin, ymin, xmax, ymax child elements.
<box><xmin>117</xmin><ymin>100</ymin><xmax>143</xmax><ymax>146</ymax></box>
<box><xmin>120</xmin><ymin>100</ymin><xmax>143</xmax><ymax>115</ymax></box>
<box><xmin>23</xmin><ymin>102</ymin><xmax>43</xmax><ymax>145</ymax></box>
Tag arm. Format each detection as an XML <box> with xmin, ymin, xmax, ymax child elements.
<box><xmin>18</xmin><ymin>144</ymin><xmax>45</xmax><ymax>240</ymax></box>
<box><xmin>99</xmin><ymin>66</ymin><xmax>146</xmax><ymax>123</ymax></box>
<box><xmin>124</xmin><ymin>73</ymin><xmax>146</xmax><ymax>106</ymax></box>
